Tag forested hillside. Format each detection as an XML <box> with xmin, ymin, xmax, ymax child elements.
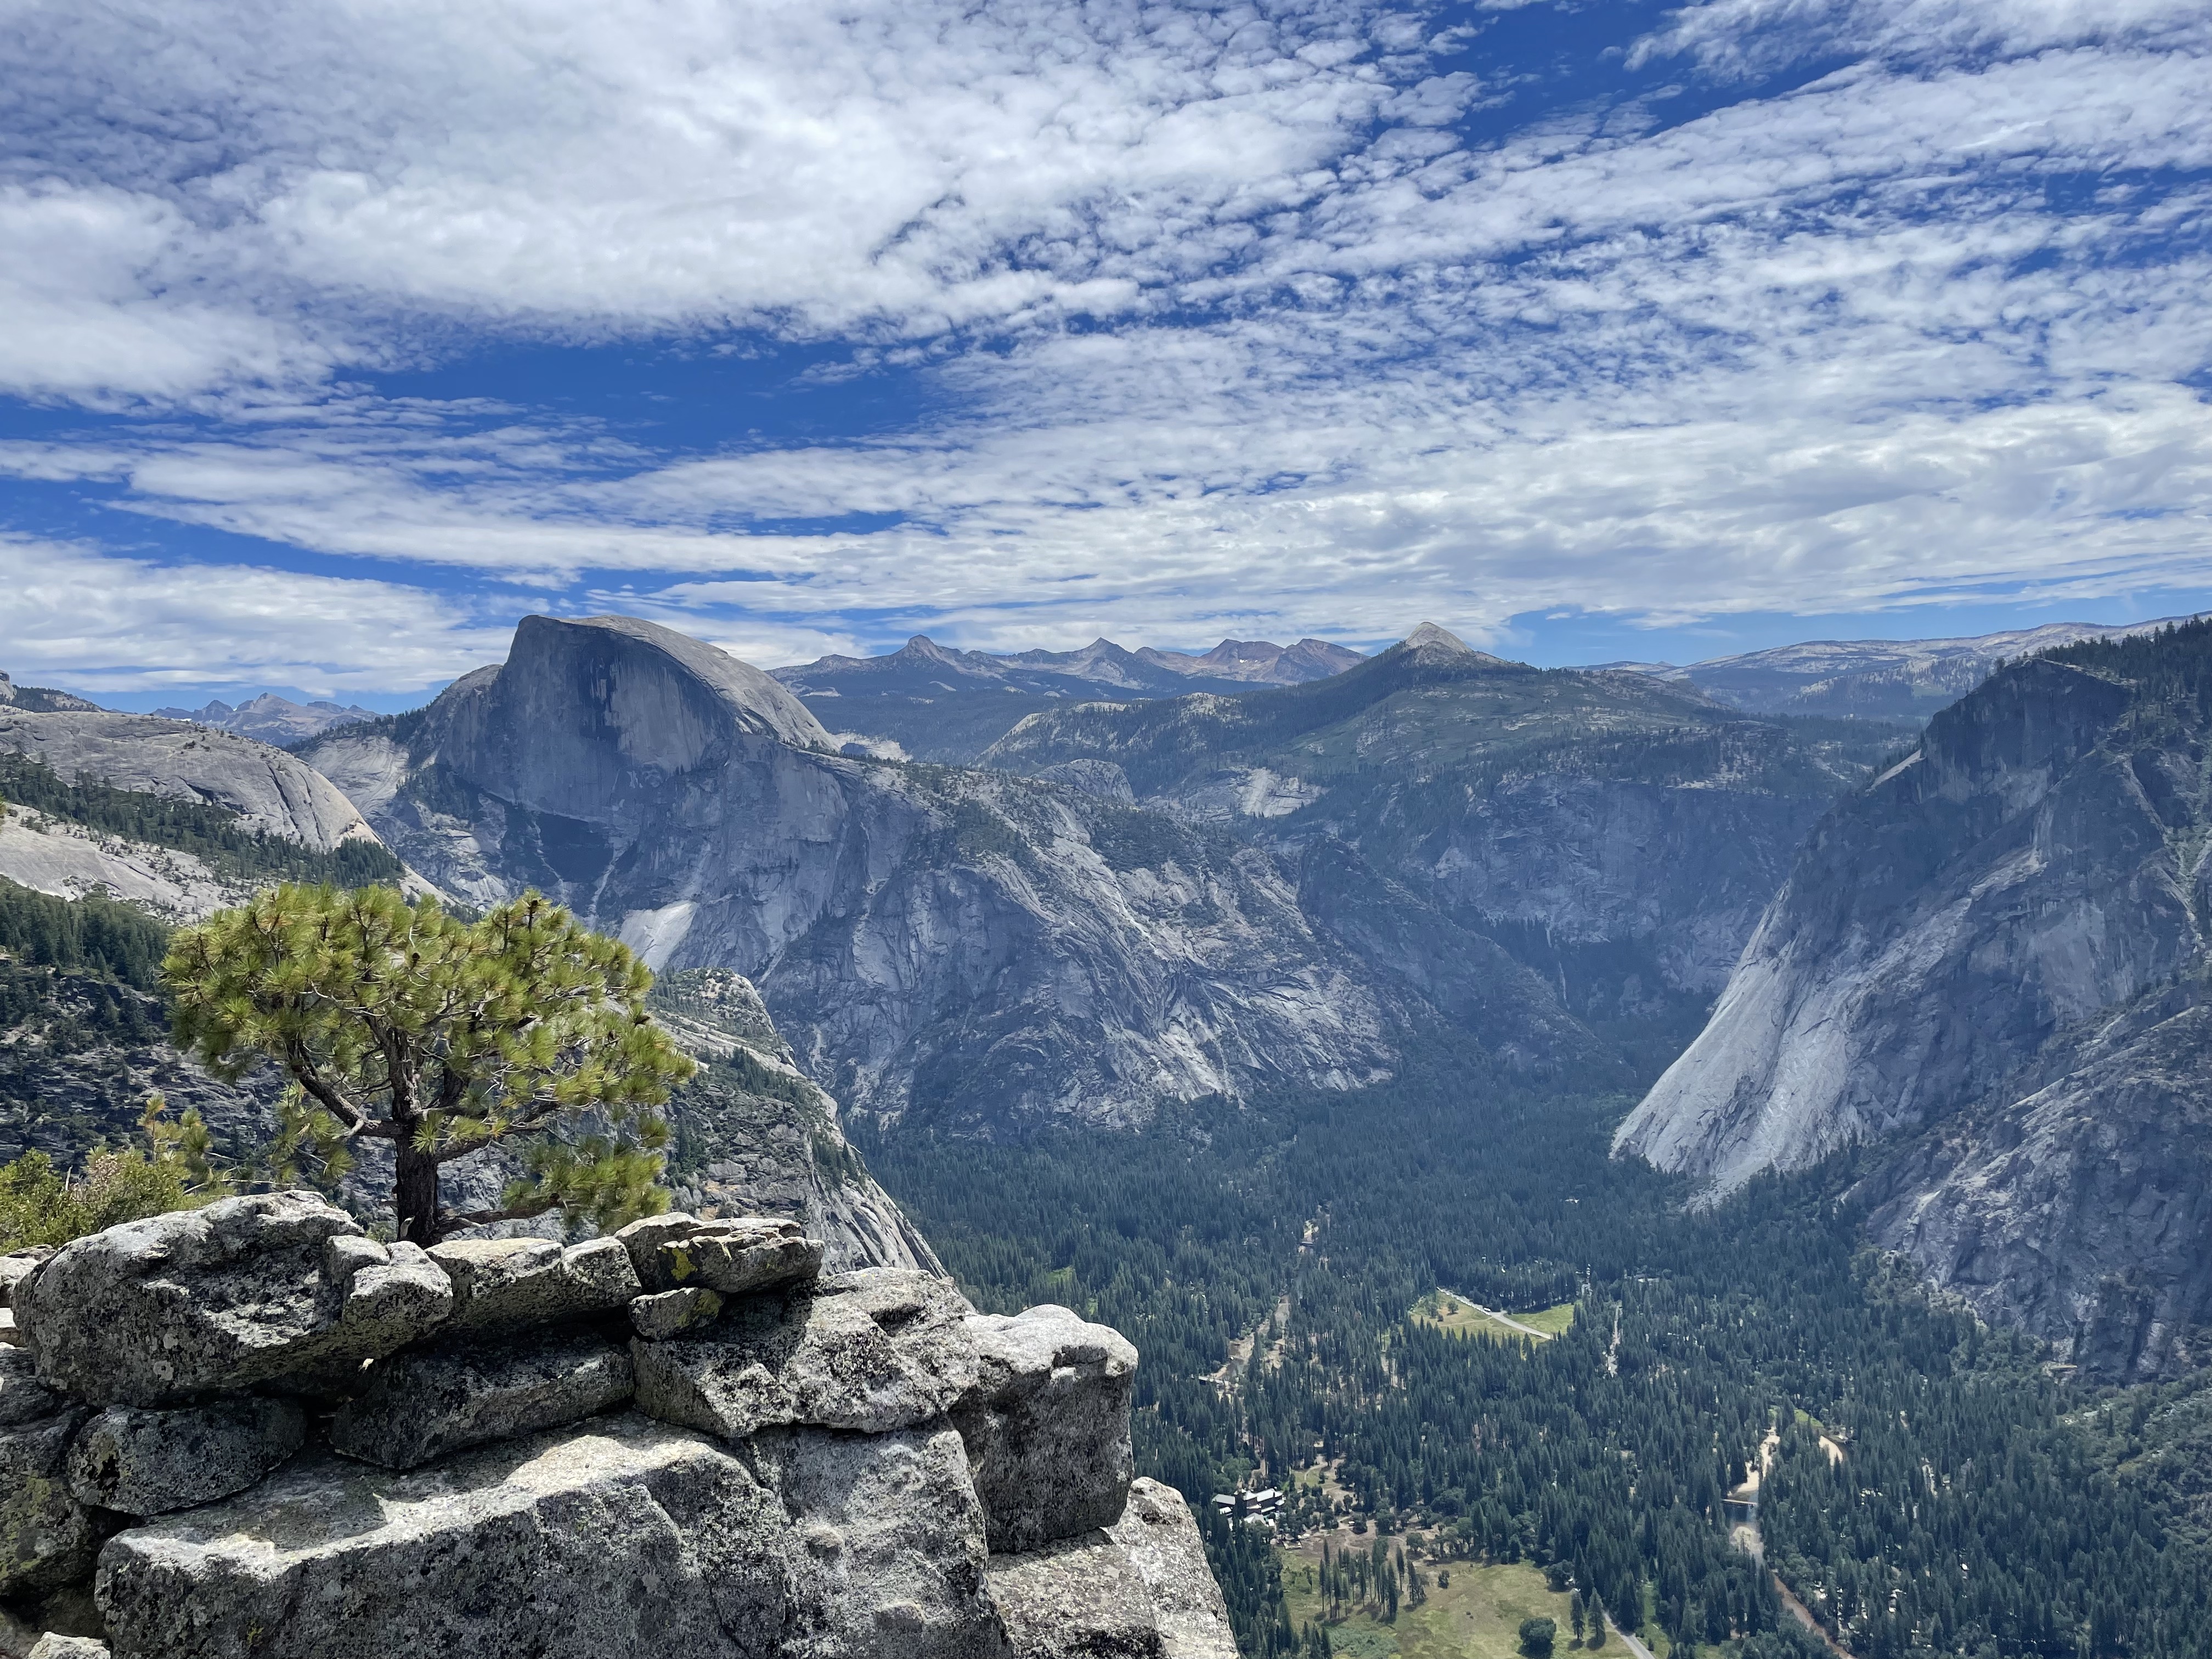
<box><xmin>868</xmin><ymin>1035</ymin><xmax>2212</xmax><ymax>1659</ymax></box>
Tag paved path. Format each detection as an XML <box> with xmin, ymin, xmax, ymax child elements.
<box><xmin>1436</xmin><ymin>1290</ymin><xmax>1555</xmax><ymax>1341</ymax></box>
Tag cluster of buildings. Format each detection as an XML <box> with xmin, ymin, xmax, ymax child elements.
<box><xmin>1212</xmin><ymin>1487</ymin><xmax>1284</xmax><ymax>1528</ymax></box>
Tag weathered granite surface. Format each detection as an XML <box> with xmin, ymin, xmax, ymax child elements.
<box><xmin>631</xmin><ymin>1268</ymin><xmax>977</xmax><ymax>1441</ymax></box>
<box><xmin>15</xmin><ymin>1194</ymin><xmax>452</xmax><ymax>1406</ymax></box>
<box><xmin>64</xmin><ymin>1400</ymin><xmax>304</xmax><ymax>1516</ymax></box>
<box><xmin>958</xmin><ymin>1305</ymin><xmax>1137</xmax><ymax>1553</ymax></box>
<box><xmin>0</xmin><ymin>1198</ymin><xmax>1232</xmax><ymax>1659</ymax></box>
<box><xmin>329</xmin><ymin>1329</ymin><xmax>634</xmax><ymax>1470</ymax></box>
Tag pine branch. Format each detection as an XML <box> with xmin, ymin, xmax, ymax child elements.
<box><xmin>438</xmin><ymin>1194</ymin><xmax>562</xmax><ymax>1230</ymax></box>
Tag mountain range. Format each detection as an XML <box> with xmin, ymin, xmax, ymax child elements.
<box><xmin>148</xmin><ymin>692</ymin><xmax>381</xmax><ymax>744</ymax></box>
<box><xmin>1619</xmin><ymin>613</ymin><xmax>2208</xmax><ymax>721</ymax></box>
<box><xmin>768</xmin><ymin>633</ymin><xmax>1365</xmax><ymax>763</ymax></box>
<box><xmin>1618</xmin><ymin>619</ymin><xmax>2212</xmax><ymax>1379</ymax></box>
<box><xmin>5</xmin><ymin>608</ymin><xmax>2210</xmax><ymax>1383</ymax></box>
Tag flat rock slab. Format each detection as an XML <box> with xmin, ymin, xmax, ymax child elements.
<box><xmin>15</xmin><ymin>1193</ymin><xmax>452</xmax><ymax>1406</ymax></box>
<box><xmin>426</xmin><ymin>1236</ymin><xmax>640</xmax><ymax>1334</ymax></box>
<box><xmin>96</xmin><ymin>1414</ymin><xmax>1009</xmax><ymax>1659</ymax></box>
<box><xmin>630</xmin><ymin>1285</ymin><xmax>724</xmax><ymax>1341</ymax></box>
<box><xmin>1</xmin><ymin>1412</ymin><xmax>99</xmax><ymax>1600</ymax></box>
<box><xmin>66</xmin><ymin>1399</ymin><xmax>305</xmax><ymax>1516</ymax></box>
<box><xmin>615</xmin><ymin>1212</ymin><xmax>823</xmax><ymax>1295</ymax></box>
<box><xmin>634</xmin><ymin>1268</ymin><xmax>977</xmax><ymax>1440</ymax></box>
<box><xmin>1105</xmin><ymin>1481</ymin><xmax>1238</xmax><ymax>1659</ymax></box>
<box><xmin>959</xmin><ymin>1305</ymin><xmax>1136</xmax><ymax>1551</ymax></box>
<box><xmin>330</xmin><ymin>1329</ymin><xmax>635</xmax><ymax>1470</ymax></box>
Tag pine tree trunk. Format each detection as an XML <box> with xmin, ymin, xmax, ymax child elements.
<box><xmin>396</xmin><ymin>1143</ymin><xmax>441</xmax><ymax>1246</ymax></box>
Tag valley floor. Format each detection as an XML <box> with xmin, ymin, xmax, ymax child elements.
<box><xmin>1280</xmin><ymin>1551</ymin><xmax>1577</xmax><ymax>1659</ymax></box>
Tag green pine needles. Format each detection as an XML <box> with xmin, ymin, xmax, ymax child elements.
<box><xmin>163</xmin><ymin>883</ymin><xmax>695</xmax><ymax>1245</ymax></box>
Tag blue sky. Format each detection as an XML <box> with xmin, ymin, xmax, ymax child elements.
<box><xmin>2</xmin><ymin>0</ymin><xmax>2208</xmax><ymax>707</ymax></box>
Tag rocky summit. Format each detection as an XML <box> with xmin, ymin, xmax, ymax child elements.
<box><xmin>0</xmin><ymin>1191</ymin><xmax>1233</xmax><ymax>1659</ymax></box>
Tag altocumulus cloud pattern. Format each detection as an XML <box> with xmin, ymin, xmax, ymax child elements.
<box><xmin>0</xmin><ymin>0</ymin><xmax>2207</xmax><ymax>698</ymax></box>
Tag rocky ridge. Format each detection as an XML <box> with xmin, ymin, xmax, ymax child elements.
<box><xmin>1615</xmin><ymin>622</ymin><xmax>2212</xmax><ymax>1379</ymax></box>
<box><xmin>145</xmin><ymin>695</ymin><xmax>379</xmax><ymax>746</ymax></box>
<box><xmin>0</xmin><ymin>680</ymin><xmax>99</xmax><ymax>716</ymax></box>
<box><xmin>0</xmin><ymin>1191</ymin><xmax>1234</xmax><ymax>1658</ymax></box>
<box><xmin>978</xmin><ymin>623</ymin><xmax>1910</xmax><ymax>1032</ymax></box>
<box><xmin>1620</xmin><ymin>612</ymin><xmax>2209</xmax><ymax>723</ymax></box>
<box><xmin>769</xmin><ymin>634</ymin><xmax>1365</xmax><ymax>763</ymax></box>
<box><xmin>302</xmin><ymin>613</ymin><xmax>1549</xmax><ymax>1134</ymax></box>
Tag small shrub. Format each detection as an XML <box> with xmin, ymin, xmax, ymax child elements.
<box><xmin>0</xmin><ymin>1096</ymin><xmax>227</xmax><ymax>1249</ymax></box>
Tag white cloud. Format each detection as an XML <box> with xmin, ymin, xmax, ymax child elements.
<box><xmin>1634</xmin><ymin>0</ymin><xmax>2212</xmax><ymax>75</ymax></box>
<box><xmin>0</xmin><ymin>0</ymin><xmax>2208</xmax><ymax>680</ymax></box>
<box><xmin>0</xmin><ymin>538</ymin><xmax>510</xmax><ymax>696</ymax></box>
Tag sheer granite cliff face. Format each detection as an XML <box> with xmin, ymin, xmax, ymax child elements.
<box><xmin>978</xmin><ymin>627</ymin><xmax>1904</xmax><ymax>1029</ymax></box>
<box><xmin>1616</xmin><ymin>626</ymin><xmax>2212</xmax><ymax>1378</ymax></box>
<box><xmin>304</xmin><ymin>614</ymin><xmax>1503</xmax><ymax>1135</ymax></box>
<box><xmin>648</xmin><ymin>969</ymin><xmax>944</xmax><ymax>1276</ymax></box>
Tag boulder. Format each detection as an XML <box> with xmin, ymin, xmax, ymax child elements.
<box><xmin>0</xmin><ymin>1412</ymin><xmax>99</xmax><ymax>1600</ymax></box>
<box><xmin>0</xmin><ymin>1347</ymin><xmax>67</xmax><ymax>1428</ymax></box>
<box><xmin>426</xmin><ymin>1236</ymin><xmax>640</xmax><ymax>1334</ymax></box>
<box><xmin>0</xmin><ymin>1310</ymin><xmax>20</xmax><ymax>1347</ymax></box>
<box><xmin>95</xmin><ymin>1414</ymin><xmax>1009</xmax><ymax>1659</ymax></box>
<box><xmin>658</xmin><ymin>1218</ymin><xmax>824</xmax><ymax>1297</ymax></box>
<box><xmin>988</xmin><ymin>1532</ymin><xmax>1165</xmax><ymax>1658</ymax></box>
<box><xmin>614</xmin><ymin>1212</ymin><xmax>823</xmax><ymax>1295</ymax></box>
<box><xmin>97</xmin><ymin>1419</ymin><xmax>775</xmax><ymax>1659</ymax></box>
<box><xmin>633</xmin><ymin>1268</ymin><xmax>977</xmax><ymax>1441</ymax></box>
<box><xmin>64</xmin><ymin>1398</ymin><xmax>306</xmax><ymax>1516</ymax></box>
<box><xmin>15</xmin><ymin>1193</ymin><xmax>453</xmax><ymax>1406</ymax></box>
<box><xmin>985</xmin><ymin>1480</ymin><xmax>1237</xmax><ymax>1659</ymax></box>
<box><xmin>0</xmin><ymin>1248</ymin><xmax>50</xmax><ymax>1307</ymax></box>
<box><xmin>329</xmin><ymin>1329</ymin><xmax>635</xmax><ymax>1470</ymax></box>
<box><xmin>1105</xmin><ymin>1481</ymin><xmax>1238</xmax><ymax>1659</ymax></box>
<box><xmin>28</xmin><ymin>1636</ymin><xmax>110</xmax><ymax>1659</ymax></box>
<box><xmin>957</xmin><ymin>1305</ymin><xmax>1137</xmax><ymax>1550</ymax></box>
<box><xmin>630</xmin><ymin>1286</ymin><xmax>724</xmax><ymax>1341</ymax></box>
<box><xmin>753</xmin><ymin>1424</ymin><xmax>1011</xmax><ymax>1659</ymax></box>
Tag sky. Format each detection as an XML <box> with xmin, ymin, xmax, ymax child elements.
<box><xmin>2</xmin><ymin>0</ymin><xmax>2208</xmax><ymax>708</ymax></box>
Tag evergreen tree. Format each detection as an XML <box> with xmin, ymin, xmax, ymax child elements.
<box><xmin>165</xmin><ymin>884</ymin><xmax>692</xmax><ymax>1243</ymax></box>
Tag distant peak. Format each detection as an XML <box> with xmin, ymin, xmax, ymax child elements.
<box><xmin>1403</xmin><ymin>622</ymin><xmax>1475</xmax><ymax>656</ymax></box>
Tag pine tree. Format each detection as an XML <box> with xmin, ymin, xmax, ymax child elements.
<box><xmin>165</xmin><ymin>884</ymin><xmax>693</xmax><ymax>1244</ymax></box>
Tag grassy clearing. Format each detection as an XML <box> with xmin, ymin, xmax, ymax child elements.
<box><xmin>1281</xmin><ymin>1548</ymin><xmax>1594</xmax><ymax>1659</ymax></box>
<box><xmin>1410</xmin><ymin>1292</ymin><xmax>1577</xmax><ymax>1344</ymax></box>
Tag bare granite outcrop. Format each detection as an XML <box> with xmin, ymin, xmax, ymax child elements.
<box><xmin>0</xmin><ymin>1192</ymin><xmax>1235</xmax><ymax>1659</ymax></box>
